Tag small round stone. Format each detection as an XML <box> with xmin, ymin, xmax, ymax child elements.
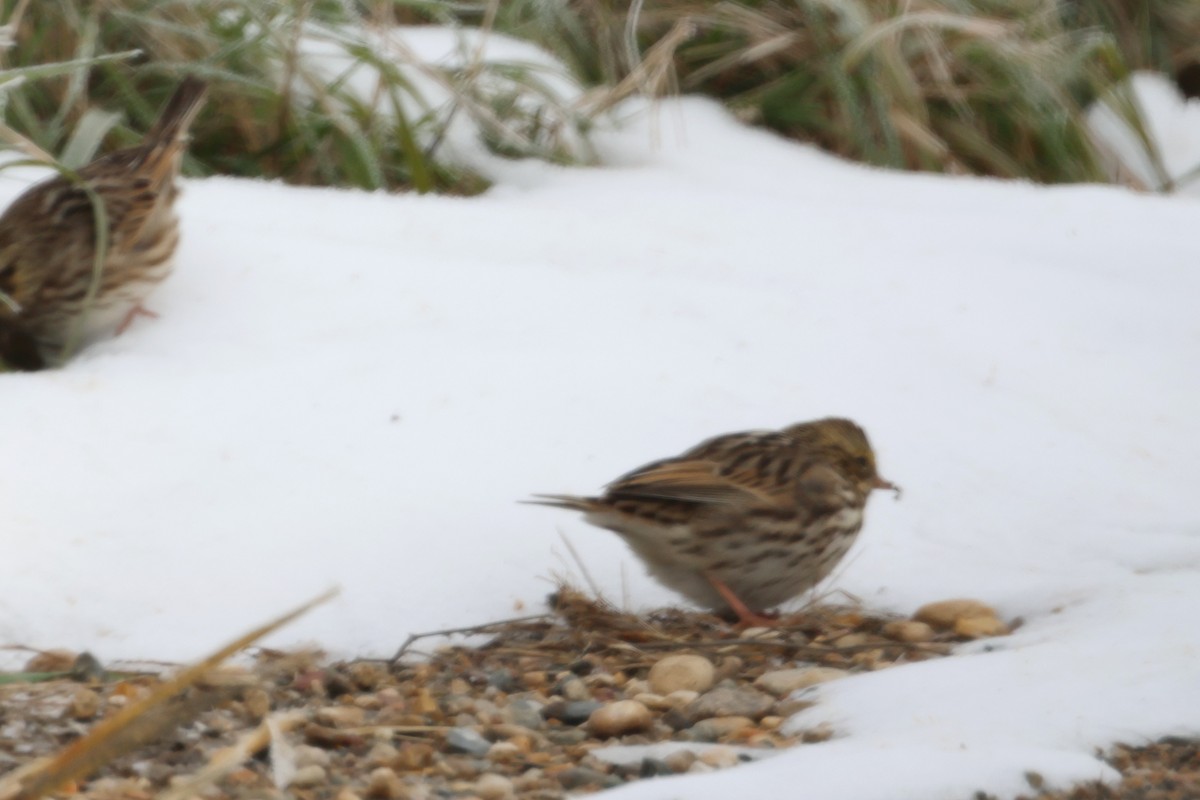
<box><xmin>348</xmin><ymin>662</ymin><xmax>386</xmax><ymax>690</ymax></box>
<box><xmin>316</xmin><ymin>705</ymin><xmax>365</xmax><ymax>728</ymax></box>
<box><xmin>955</xmin><ymin>615</ymin><xmax>1010</xmax><ymax>638</ymax></box>
<box><xmin>559</xmin><ymin>677</ymin><xmax>591</xmax><ymax>701</ymax></box>
<box><xmin>242</xmin><ymin>687</ymin><xmax>271</xmax><ymax>720</ymax></box>
<box><xmin>882</xmin><ymin>620</ymin><xmax>936</xmax><ymax>643</ymax></box>
<box><xmin>295</xmin><ymin>745</ymin><xmax>332</xmax><ymax>768</ymax></box>
<box><xmin>586</xmin><ymin>700</ymin><xmax>653</xmax><ymax>737</ymax></box>
<box><xmin>474</xmin><ymin>773</ymin><xmax>514</xmax><ymax>800</ymax></box>
<box><xmin>632</xmin><ymin>692</ymin><xmax>669</xmax><ymax>710</ymax></box>
<box><xmin>446</xmin><ymin>727</ymin><xmax>492</xmax><ymax>757</ymax></box>
<box><xmin>486</xmin><ymin>741</ymin><xmax>522</xmax><ymax>762</ymax></box>
<box><xmin>685</xmin><ymin>686</ymin><xmax>774</xmax><ymax>722</ymax></box>
<box><xmin>648</xmin><ymin>655</ymin><xmax>715</xmax><ymax>695</ymax></box>
<box><xmin>686</xmin><ymin>715</ymin><xmax>754</xmax><ymax>742</ymax></box>
<box><xmin>365</xmin><ymin>743</ymin><xmax>399</xmax><ymax>768</ymax></box>
<box><xmin>754</xmin><ymin>667</ymin><xmax>850</xmax><ymax>696</ymax></box>
<box><xmin>698</xmin><ymin>746</ymin><xmax>740</xmax><ymax>768</ymax></box>
<box><xmin>365</xmin><ymin>767</ymin><xmax>408</xmax><ymax>800</ymax></box>
<box><xmin>69</xmin><ymin>688</ymin><xmax>101</xmax><ymax>720</ymax></box>
<box><xmin>290</xmin><ymin>765</ymin><xmax>327</xmax><ymax>788</ymax></box>
<box><xmin>558</xmin><ymin>767</ymin><xmax>621</xmax><ymax>790</ymax></box>
<box><xmin>664</xmin><ymin>749</ymin><xmax>697</xmax><ymax>773</ymax></box>
<box><xmin>541</xmin><ymin>700</ymin><xmax>602</xmax><ymax>725</ymax></box>
<box><xmin>664</xmin><ymin>689</ymin><xmax>700</xmax><ymax>709</ymax></box>
<box><xmin>915</xmin><ymin>599</ymin><xmax>999</xmax><ymax>629</ymax></box>
<box><xmin>640</xmin><ymin>758</ymin><xmax>674</xmax><ymax>777</ymax></box>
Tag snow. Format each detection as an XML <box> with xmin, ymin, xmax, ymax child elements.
<box><xmin>2</xmin><ymin>34</ymin><xmax>1200</xmax><ymax>800</ymax></box>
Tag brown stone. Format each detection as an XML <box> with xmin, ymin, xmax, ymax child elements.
<box><xmin>955</xmin><ymin>615</ymin><xmax>1010</xmax><ymax>638</ymax></box>
<box><xmin>648</xmin><ymin>655</ymin><xmax>715</xmax><ymax>695</ymax></box>
<box><xmin>586</xmin><ymin>700</ymin><xmax>653</xmax><ymax>737</ymax></box>
<box><xmin>882</xmin><ymin>620</ymin><xmax>936</xmax><ymax>643</ymax></box>
<box><xmin>915</xmin><ymin>599</ymin><xmax>999</xmax><ymax>629</ymax></box>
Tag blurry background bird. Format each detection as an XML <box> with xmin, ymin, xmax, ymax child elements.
<box><xmin>0</xmin><ymin>75</ymin><xmax>208</xmax><ymax>371</ymax></box>
<box><xmin>531</xmin><ymin>417</ymin><xmax>898</xmax><ymax>627</ymax></box>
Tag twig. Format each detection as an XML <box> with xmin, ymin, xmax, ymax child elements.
<box><xmin>389</xmin><ymin>614</ymin><xmax>553</xmax><ymax>664</ymax></box>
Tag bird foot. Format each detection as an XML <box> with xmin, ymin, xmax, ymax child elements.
<box><xmin>116</xmin><ymin>303</ymin><xmax>160</xmax><ymax>335</ymax></box>
<box><xmin>703</xmin><ymin>571</ymin><xmax>784</xmax><ymax>630</ymax></box>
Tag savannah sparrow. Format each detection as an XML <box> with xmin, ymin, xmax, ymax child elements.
<box><xmin>531</xmin><ymin>418</ymin><xmax>898</xmax><ymax>627</ymax></box>
<box><xmin>0</xmin><ymin>75</ymin><xmax>208</xmax><ymax>370</ymax></box>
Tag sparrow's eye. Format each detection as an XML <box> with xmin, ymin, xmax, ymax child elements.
<box><xmin>855</xmin><ymin>456</ymin><xmax>869</xmax><ymax>468</ymax></box>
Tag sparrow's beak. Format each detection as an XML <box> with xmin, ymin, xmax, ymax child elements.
<box><xmin>872</xmin><ymin>476</ymin><xmax>902</xmax><ymax>499</ymax></box>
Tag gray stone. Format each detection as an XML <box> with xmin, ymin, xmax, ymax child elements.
<box><xmin>558</xmin><ymin>767</ymin><xmax>621</xmax><ymax>790</ymax></box>
<box><xmin>445</xmin><ymin>727</ymin><xmax>492</xmax><ymax>757</ymax></box>
<box><xmin>685</xmin><ymin>686</ymin><xmax>774</xmax><ymax>722</ymax></box>
<box><xmin>504</xmin><ymin>698</ymin><xmax>545</xmax><ymax>730</ymax></box>
<box><xmin>754</xmin><ymin>667</ymin><xmax>850</xmax><ymax>697</ymax></box>
<box><xmin>685</xmin><ymin>715</ymin><xmax>754</xmax><ymax>742</ymax></box>
<box><xmin>541</xmin><ymin>700</ymin><xmax>602</xmax><ymax>725</ymax></box>
<box><xmin>545</xmin><ymin>728</ymin><xmax>589</xmax><ymax>745</ymax></box>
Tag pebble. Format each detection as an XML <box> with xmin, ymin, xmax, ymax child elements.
<box><xmin>486</xmin><ymin>741</ymin><xmax>522</xmax><ymax>762</ymax></box>
<box><xmin>647</xmin><ymin>654</ymin><xmax>716</xmax><ymax>695</ymax></box>
<box><xmin>446</xmin><ymin>727</ymin><xmax>492</xmax><ymax>757</ymax></box>
<box><xmin>242</xmin><ymin>687</ymin><xmax>271</xmax><ymax>720</ymax></box>
<box><xmin>685</xmin><ymin>686</ymin><xmax>775</xmax><ymax>722</ymax></box>
<box><xmin>664</xmin><ymin>749</ymin><xmax>697</xmax><ymax>773</ymax></box>
<box><xmin>686</xmin><ymin>715</ymin><xmax>754</xmax><ymax>742</ymax></box>
<box><xmin>632</xmin><ymin>692</ymin><xmax>670</xmax><ymax>710</ymax></box>
<box><xmin>336</xmin><ymin>789</ymin><xmax>362</xmax><ymax>800</ymax></box>
<box><xmin>348</xmin><ymin>662</ymin><xmax>386</xmax><ymax>690</ymax></box>
<box><xmin>753</xmin><ymin>667</ymin><xmax>850</xmax><ymax>696</ymax></box>
<box><xmin>365</xmin><ymin>767</ymin><xmax>409</xmax><ymax>800</ymax></box>
<box><xmin>698</xmin><ymin>746</ymin><xmax>740</xmax><ymax>768</ymax></box>
<box><xmin>661</xmin><ymin>708</ymin><xmax>691</xmax><ymax>731</ymax></box>
<box><xmin>800</xmin><ymin>722</ymin><xmax>835</xmax><ymax>743</ymax></box>
<box><xmin>714</xmin><ymin>656</ymin><xmax>745</xmax><ymax>682</ymax></box>
<box><xmin>955</xmin><ymin>615</ymin><xmax>1010</xmax><ymax>638</ymax></box>
<box><xmin>316</xmin><ymin>705</ymin><xmax>365</xmax><ymax>728</ymax></box>
<box><xmin>882</xmin><ymin>619</ymin><xmax>936</xmax><ymax>643</ymax></box>
<box><xmin>587</xmin><ymin>700</ymin><xmax>653</xmax><ymax>737</ymax></box>
<box><xmin>290</xmin><ymin>764</ymin><xmax>327</xmax><ymax>787</ymax></box>
<box><xmin>365</xmin><ymin>743</ymin><xmax>399</xmax><ymax>768</ymax></box>
<box><xmin>486</xmin><ymin>669</ymin><xmax>520</xmax><ymax>692</ymax></box>
<box><xmin>774</xmin><ymin>697</ymin><xmax>816</xmax><ymax>716</ymax></box>
<box><xmin>69</xmin><ymin>688</ymin><xmax>101</xmax><ymax>720</ymax></box>
<box><xmin>915</xmin><ymin>598</ymin><xmax>999</xmax><ymax>629</ymax></box>
<box><xmin>474</xmin><ymin>773</ymin><xmax>514</xmax><ymax>800</ymax></box>
<box><xmin>558</xmin><ymin>767</ymin><xmax>621</xmax><ymax>790</ymax></box>
<box><xmin>559</xmin><ymin>678</ymin><xmax>591</xmax><ymax>701</ymax></box>
<box><xmin>393</xmin><ymin>742</ymin><xmax>436</xmax><ymax>770</ymax></box>
<box><xmin>296</xmin><ymin>744</ymin><xmax>333</xmax><ymax>768</ymax></box>
<box><xmin>412</xmin><ymin>688</ymin><xmax>438</xmax><ymax>715</ymax></box>
<box><xmin>833</xmin><ymin>632</ymin><xmax>869</xmax><ymax>648</ymax></box>
<box><xmin>541</xmin><ymin>700</ymin><xmax>602</xmax><ymax>725</ymax></box>
<box><xmin>545</xmin><ymin>728</ymin><xmax>590</xmax><ymax>745</ymax></box>
<box><xmin>505</xmin><ymin>698</ymin><xmax>545</xmax><ymax>729</ymax></box>
<box><xmin>639</xmin><ymin>758</ymin><xmax>674</xmax><ymax>777</ymax></box>
<box><xmin>664</xmin><ymin>689</ymin><xmax>699</xmax><ymax>709</ymax></box>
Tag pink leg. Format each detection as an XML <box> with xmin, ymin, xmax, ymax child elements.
<box><xmin>704</xmin><ymin>571</ymin><xmax>782</xmax><ymax>629</ymax></box>
<box><xmin>116</xmin><ymin>304</ymin><xmax>160</xmax><ymax>335</ymax></box>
